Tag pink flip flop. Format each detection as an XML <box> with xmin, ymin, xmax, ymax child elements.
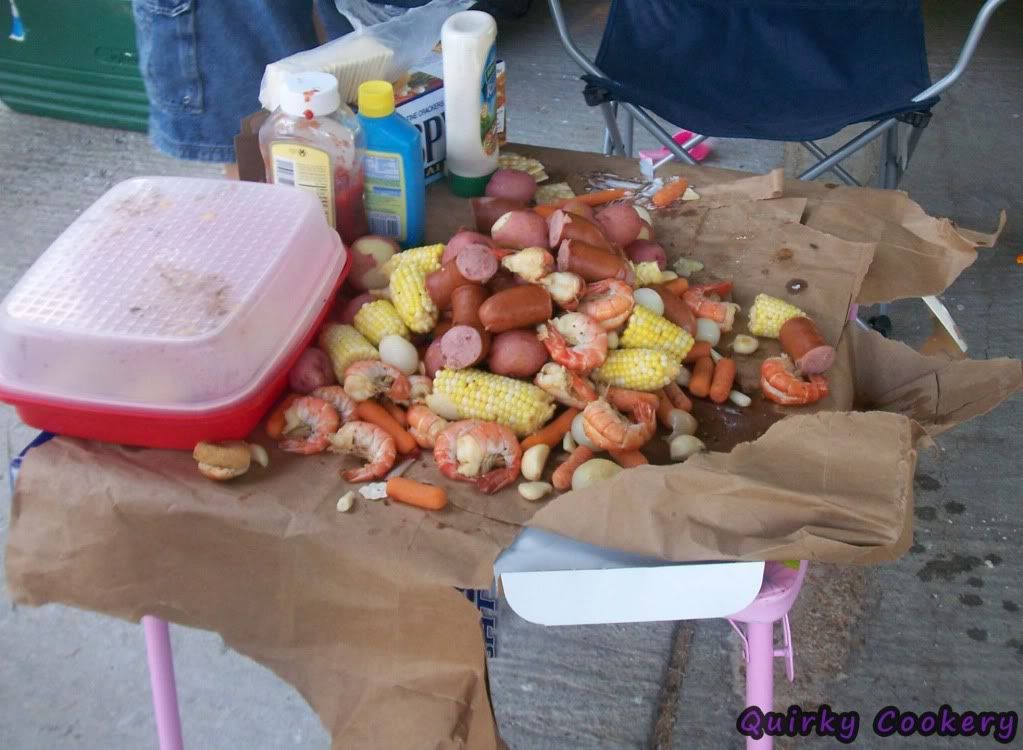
<box><xmin>639</xmin><ymin>129</ymin><xmax>712</xmax><ymax>162</ymax></box>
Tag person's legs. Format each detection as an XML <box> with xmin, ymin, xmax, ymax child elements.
<box><xmin>133</xmin><ymin>0</ymin><xmax>353</xmax><ymax>163</ymax></box>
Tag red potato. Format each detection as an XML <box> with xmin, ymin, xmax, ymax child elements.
<box><xmin>560</xmin><ymin>198</ymin><xmax>596</xmax><ymax>220</ymax></box>
<box><xmin>625</xmin><ymin>239</ymin><xmax>668</xmax><ymax>270</ymax></box>
<box><xmin>423</xmin><ymin>338</ymin><xmax>446</xmax><ymax>378</ymax></box>
<box><xmin>487</xmin><ymin>329</ymin><xmax>549</xmax><ymax>377</ymax></box>
<box><xmin>595</xmin><ymin>204</ymin><xmax>644</xmax><ymax>247</ymax></box>
<box><xmin>348</xmin><ymin>235</ymin><xmax>400</xmax><ymax>291</ymax></box>
<box><xmin>338</xmin><ymin>292</ymin><xmax>376</xmax><ymax>324</ymax></box>
<box><xmin>491</xmin><ymin>210</ymin><xmax>550</xmax><ymax>250</ymax></box>
<box><xmin>288</xmin><ymin>348</ymin><xmax>336</xmax><ymax>393</ymax></box>
<box><xmin>548</xmin><ymin>210</ymin><xmax>613</xmax><ymax>252</ymax></box>
<box><xmin>485</xmin><ymin>168</ymin><xmax>538</xmax><ymax>203</ymax></box>
<box><xmin>472</xmin><ymin>197</ymin><xmax>527</xmax><ymax>234</ymax></box>
<box><xmin>486</xmin><ymin>268</ymin><xmax>527</xmax><ymax>294</ymax></box>
<box><xmin>442</xmin><ymin>230</ymin><xmax>495</xmax><ymax>264</ymax></box>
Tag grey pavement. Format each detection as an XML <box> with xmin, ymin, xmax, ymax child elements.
<box><xmin>2</xmin><ymin>1</ymin><xmax>1021</xmax><ymax>748</ymax></box>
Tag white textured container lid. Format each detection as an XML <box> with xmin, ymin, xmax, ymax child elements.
<box><xmin>0</xmin><ymin>177</ymin><xmax>346</xmax><ymax>412</ymax></box>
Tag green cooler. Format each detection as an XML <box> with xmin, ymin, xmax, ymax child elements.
<box><xmin>0</xmin><ymin>0</ymin><xmax>148</xmax><ymax>131</ymax></box>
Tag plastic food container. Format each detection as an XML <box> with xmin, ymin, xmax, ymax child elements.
<box><xmin>0</xmin><ymin>177</ymin><xmax>349</xmax><ymax>449</ymax></box>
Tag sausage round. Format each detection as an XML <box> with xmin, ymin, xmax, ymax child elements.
<box><xmin>478</xmin><ymin>285</ymin><xmax>553</xmax><ymax>333</ymax></box>
<box><xmin>443</xmin><ymin>231</ymin><xmax>495</xmax><ymax>264</ymax></box>
<box><xmin>652</xmin><ymin>283</ymin><xmax>697</xmax><ymax>334</ymax></box>
<box><xmin>557</xmin><ymin>239</ymin><xmax>633</xmax><ymax>283</ymax></box>
<box><xmin>423</xmin><ymin>338</ymin><xmax>447</xmax><ymax>378</ymax></box>
<box><xmin>548</xmin><ymin>210</ymin><xmax>613</xmax><ymax>251</ymax></box>
<box><xmin>780</xmin><ymin>317</ymin><xmax>835</xmax><ymax>374</ymax></box>
<box><xmin>440</xmin><ymin>325</ymin><xmax>491</xmax><ymax>369</ymax></box>
<box><xmin>487</xmin><ymin>329</ymin><xmax>549</xmax><ymax>377</ymax></box>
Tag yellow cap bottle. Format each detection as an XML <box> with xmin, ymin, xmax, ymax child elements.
<box><xmin>357</xmin><ymin>80</ymin><xmax>396</xmax><ymax>118</ymax></box>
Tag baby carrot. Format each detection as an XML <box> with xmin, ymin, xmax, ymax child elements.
<box><xmin>382</xmin><ymin>400</ymin><xmax>407</xmax><ymax>428</ymax></box>
<box><xmin>609</xmin><ymin>449</ymin><xmax>648</xmax><ymax>468</ymax></box>
<box><xmin>552</xmin><ymin>445</ymin><xmax>594</xmax><ymax>491</ymax></box>
<box><xmin>533</xmin><ymin>204</ymin><xmax>559</xmax><ymax>220</ymax></box>
<box><xmin>386</xmin><ymin>477</ymin><xmax>448</xmax><ymax>510</ymax></box>
<box><xmin>521</xmin><ymin>408</ymin><xmax>580</xmax><ymax>451</ymax></box>
<box><xmin>683</xmin><ymin>341</ymin><xmax>712</xmax><ymax>364</ymax></box>
<box><xmin>662</xmin><ymin>382</ymin><xmax>693</xmax><ymax>412</ymax></box>
<box><xmin>568</xmin><ymin>188</ymin><xmax>628</xmax><ymax>207</ymax></box>
<box><xmin>266</xmin><ymin>393</ymin><xmax>300</xmax><ymax>440</ymax></box>
<box><xmin>355</xmin><ymin>400</ymin><xmax>418</xmax><ymax>455</ymax></box>
<box><xmin>688</xmin><ymin>357</ymin><xmax>714</xmax><ymax>398</ymax></box>
<box><xmin>651</xmin><ymin>177</ymin><xmax>690</xmax><ymax>208</ymax></box>
<box><xmin>709</xmin><ymin>357</ymin><xmax>737</xmax><ymax>405</ymax></box>
<box><xmin>663</xmin><ymin>277</ymin><xmax>689</xmax><ymax>297</ymax></box>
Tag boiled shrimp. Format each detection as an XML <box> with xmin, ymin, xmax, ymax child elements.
<box><xmin>760</xmin><ymin>355</ymin><xmax>830</xmax><ymax>406</ymax></box>
<box><xmin>343</xmin><ymin>360</ymin><xmax>412</xmax><ymax>402</ymax></box>
<box><xmin>534</xmin><ymin>362</ymin><xmax>598</xmax><ymax>409</ymax></box>
<box><xmin>537</xmin><ymin>313</ymin><xmax>608</xmax><ymax>372</ymax></box>
<box><xmin>577</xmin><ymin>279</ymin><xmax>635</xmax><ymax>330</ymax></box>
<box><xmin>682</xmin><ymin>289</ymin><xmax>739</xmax><ymax>332</ymax></box>
<box><xmin>407</xmin><ymin>404</ymin><xmax>449</xmax><ymax>449</ymax></box>
<box><xmin>433</xmin><ymin>420</ymin><xmax>522</xmax><ymax>494</ymax></box>
<box><xmin>581</xmin><ymin>397</ymin><xmax>656</xmax><ymax>451</ymax></box>
<box><xmin>279</xmin><ymin>396</ymin><xmax>340</xmax><ymax>454</ymax></box>
<box><xmin>328</xmin><ymin>421</ymin><xmax>397</xmax><ymax>481</ymax></box>
<box><xmin>407</xmin><ymin>374</ymin><xmax>433</xmax><ymax>404</ymax></box>
<box><xmin>310</xmin><ymin>385</ymin><xmax>357</xmax><ymax>423</ymax></box>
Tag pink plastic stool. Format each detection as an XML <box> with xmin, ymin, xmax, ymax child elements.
<box><xmin>728</xmin><ymin>561</ymin><xmax>809</xmax><ymax>750</ymax></box>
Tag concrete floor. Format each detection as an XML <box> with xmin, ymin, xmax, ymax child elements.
<box><xmin>1</xmin><ymin>1</ymin><xmax>1021</xmax><ymax>748</ymax></box>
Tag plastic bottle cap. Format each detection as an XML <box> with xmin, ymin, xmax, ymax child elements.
<box><xmin>358</xmin><ymin>80</ymin><xmax>395</xmax><ymax>118</ymax></box>
<box><xmin>280</xmin><ymin>72</ymin><xmax>341</xmax><ymax>118</ymax></box>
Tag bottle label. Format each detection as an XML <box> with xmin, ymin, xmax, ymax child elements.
<box><xmin>269</xmin><ymin>143</ymin><xmax>334</xmax><ymax>227</ymax></box>
<box><xmin>363</xmin><ymin>150</ymin><xmax>407</xmax><ymax>242</ymax></box>
<box><xmin>479</xmin><ymin>42</ymin><xmax>498</xmax><ymax>157</ymax></box>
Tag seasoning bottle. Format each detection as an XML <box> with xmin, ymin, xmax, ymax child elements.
<box><xmin>356</xmin><ymin>81</ymin><xmax>425</xmax><ymax>248</ymax></box>
<box><xmin>259</xmin><ymin>71</ymin><xmax>369</xmax><ymax>245</ymax></box>
<box><xmin>441</xmin><ymin>10</ymin><xmax>499</xmax><ymax>197</ymax></box>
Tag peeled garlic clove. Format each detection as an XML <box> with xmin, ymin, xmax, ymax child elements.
<box><xmin>607</xmin><ymin>331</ymin><xmax>620</xmax><ymax>349</ymax></box>
<box><xmin>379</xmin><ymin>335</ymin><xmax>419</xmax><ymax>375</ymax></box>
<box><xmin>669</xmin><ymin>435</ymin><xmax>706</xmax><ymax>462</ymax></box>
<box><xmin>633</xmin><ymin>287</ymin><xmax>665</xmax><ymax>316</ymax></box>
<box><xmin>562</xmin><ymin>430</ymin><xmax>577</xmax><ymax>453</ymax></box>
<box><xmin>676</xmin><ymin>366</ymin><xmax>691</xmax><ymax>387</ymax></box>
<box><xmin>571</xmin><ymin>458</ymin><xmax>622</xmax><ymax>491</ymax></box>
<box><xmin>672</xmin><ymin>258</ymin><xmax>704</xmax><ymax>278</ymax></box>
<box><xmin>248</xmin><ymin>443</ymin><xmax>269</xmax><ymax>468</ymax></box>
<box><xmin>521</xmin><ymin>444</ymin><xmax>551</xmax><ymax>481</ymax></box>
<box><xmin>571</xmin><ymin>412</ymin><xmax>597</xmax><ymax>450</ymax></box>
<box><xmin>518</xmin><ymin>481</ymin><xmax>554</xmax><ymax>501</ymax></box>
<box><xmin>695</xmin><ymin>318</ymin><xmax>721</xmax><ymax>346</ymax></box>
<box><xmin>667</xmin><ymin>409</ymin><xmax>698</xmax><ymax>438</ymax></box>
<box><xmin>336</xmin><ymin>491</ymin><xmax>356</xmax><ymax>512</ymax></box>
<box><xmin>729</xmin><ymin>390</ymin><xmax>752</xmax><ymax>408</ymax></box>
<box><xmin>730</xmin><ymin>334</ymin><xmax>759</xmax><ymax>355</ymax></box>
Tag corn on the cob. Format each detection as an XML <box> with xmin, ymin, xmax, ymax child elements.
<box><xmin>353</xmin><ymin>299</ymin><xmax>409</xmax><ymax>345</ymax></box>
<box><xmin>591</xmin><ymin>348</ymin><xmax>680</xmax><ymax>391</ymax></box>
<box><xmin>620</xmin><ymin>305</ymin><xmax>695</xmax><ymax>360</ymax></box>
<box><xmin>318</xmin><ymin>323</ymin><xmax>379</xmax><ymax>381</ymax></box>
<box><xmin>747</xmin><ymin>293</ymin><xmax>806</xmax><ymax>338</ymax></box>
<box><xmin>430</xmin><ymin>368</ymin><xmax>555</xmax><ymax>436</ymax></box>
<box><xmin>632</xmin><ymin>261</ymin><xmax>664</xmax><ymax>287</ymax></box>
<box><xmin>388</xmin><ymin>244</ymin><xmax>443</xmax><ymax>334</ymax></box>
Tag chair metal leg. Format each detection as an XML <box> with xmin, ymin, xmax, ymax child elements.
<box><xmin>622</xmin><ymin>106</ymin><xmax>634</xmax><ymax>156</ymax></box>
<box><xmin>599</xmin><ymin>101</ymin><xmax>626</xmax><ymax>156</ymax></box>
<box><xmin>880</xmin><ymin>124</ymin><xmax>902</xmax><ymax>190</ymax></box>
<box><xmin>745</xmin><ymin>621</ymin><xmax>775</xmax><ymax>750</ymax></box>
<box><xmin>143</xmin><ymin>616</ymin><xmax>185</xmax><ymax>750</ymax></box>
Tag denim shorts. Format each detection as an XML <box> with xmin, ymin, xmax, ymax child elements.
<box><xmin>132</xmin><ymin>0</ymin><xmax>355</xmax><ymax>162</ymax></box>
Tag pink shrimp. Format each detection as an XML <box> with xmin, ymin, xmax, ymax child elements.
<box><xmin>534</xmin><ymin>362</ymin><xmax>598</xmax><ymax>409</ymax></box>
<box><xmin>537</xmin><ymin>312</ymin><xmax>608</xmax><ymax>372</ymax></box>
<box><xmin>310</xmin><ymin>385</ymin><xmax>358</xmax><ymax>423</ymax></box>
<box><xmin>406</xmin><ymin>374</ymin><xmax>433</xmax><ymax>404</ymax></box>
<box><xmin>433</xmin><ymin>420</ymin><xmax>522</xmax><ymax>494</ymax></box>
<box><xmin>577</xmin><ymin>279</ymin><xmax>635</xmax><ymax>330</ymax></box>
<box><xmin>328</xmin><ymin>421</ymin><xmax>397</xmax><ymax>481</ymax></box>
<box><xmin>279</xmin><ymin>396</ymin><xmax>340</xmax><ymax>454</ymax></box>
<box><xmin>342</xmin><ymin>360</ymin><xmax>411</xmax><ymax>402</ymax></box>
<box><xmin>581</xmin><ymin>397</ymin><xmax>657</xmax><ymax>451</ymax></box>
<box><xmin>760</xmin><ymin>355</ymin><xmax>830</xmax><ymax>406</ymax></box>
<box><xmin>682</xmin><ymin>289</ymin><xmax>740</xmax><ymax>332</ymax></box>
<box><xmin>407</xmin><ymin>404</ymin><xmax>449</xmax><ymax>449</ymax></box>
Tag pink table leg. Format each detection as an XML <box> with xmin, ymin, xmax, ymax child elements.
<box><xmin>745</xmin><ymin>621</ymin><xmax>775</xmax><ymax>750</ymax></box>
<box><xmin>143</xmin><ymin>616</ymin><xmax>185</xmax><ymax>750</ymax></box>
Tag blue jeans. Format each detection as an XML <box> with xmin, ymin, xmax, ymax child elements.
<box><xmin>132</xmin><ymin>0</ymin><xmax>355</xmax><ymax>162</ymax></box>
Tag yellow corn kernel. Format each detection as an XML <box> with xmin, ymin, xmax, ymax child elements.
<box><xmin>747</xmin><ymin>293</ymin><xmax>806</xmax><ymax>338</ymax></box>
<box><xmin>591</xmin><ymin>348</ymin><xmax>680</xmax><ymax>391</ymax></box>
<box><xmin>431</xmin><ymin>368</ymin><xmax>555</xmax><ymax>436</ymax></box>
<box><xmin>318</xmin><ymin>323</ymin><xmax>379</xmax><ymax>381</ymax></box>
<box><xmin>353</xmin><ymin>299</ymin><xmax>409</xmax><ymax>345</ymax></box>
<box><xmin>620</xmin><ymin>305</ymin><xmax>694</xmax><ymax>360</ymax></box>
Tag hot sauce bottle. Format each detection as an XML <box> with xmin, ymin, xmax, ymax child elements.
<box><xmin>259</xmin><ymin>71</ymin><xmax>369</xmax><ymax>245</ymax></box>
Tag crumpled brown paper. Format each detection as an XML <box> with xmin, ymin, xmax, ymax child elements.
<box><xmin>7</xmin><ymin>145</ymin><xmax>1020</xmax><ymax>749</ymax></box>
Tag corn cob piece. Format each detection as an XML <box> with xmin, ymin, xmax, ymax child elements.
<box><xmin>318</xmin><ymin>323</ymin><xmax>379</xmax><ymax>381</ymax></box>
<box><xmin>632</xmin><ymin>261</ymin><xmax>665</xmax><ymax>287</ymax></box>
<box><xmin>747</xmin><ymin>293</ymin><xmax>806</xmax><ymax>338</ymax></box>
<box><xmin>620</xmin><ymin>305</ymin><xmax>695</xmax><ymax>360</ymax></box>
<box><xmin>591</xmin><ymin>348</ymin><xmax>680</xmax><ymax>391</ymax></box>
<box><xmin>430</xmin><ymin>368</ymin><xmax>555</xmax><ymax>436</ymax></box>
<box><xmin>388</xmin><ymin>244</ymin><xmax>444</xmax><ymax>334</ymax></box>
<box><xmin>353</xmin><ymin>299</ymin><xmax>410</xmax><ymax>345</ymax></box>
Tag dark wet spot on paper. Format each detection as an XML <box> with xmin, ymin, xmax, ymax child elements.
<box><xmin>825</xmin><ymin>183</ymin><xmax>839</xmax><ymax>189</ymax></box>
<box><xmin>944</xmin><ymin>501</ymin><xmax>965</xmax><ymax>514</ymax></box>
<box><xmin>985</xmin><ymin>553</ymin><xmax>1003</xmax><ymax>566</ymax></box>
<box><xmin>959</xmin><ymin>593</ymin><xmax>983</xmax><ymax>606</ymax></box>
<box><xmin>966</xmin><ymin>628</ymin><xmax>988</xmax><ymax>642</ymax></box>
<box><xmin>760</xmin><ymin>268</ymin><xmax>770</xmax><ymax>276</ymax></box>
<box><xmin>681</xmin><ymin>208</ymin><xmax>699</xmax><ymax>217</ymax></box>
<box><xmin>1008</xmin><ymin>639</ymin><xmax>1023</xmax><ymax>657</ymax></box>
<box><xmin>916</xmin><ymin>554</ymin><xmax>981</xmax><ymax>582</ymax></box>
<box><xmin>1003</xmin><ymin>600</ymin><xmax>1019</xmax><ymax>613</ymax></box>
<box><xmin>775</xmin><ymin>247</ymin><xmax>794</xmax><ymax>262</ymax></box>
<box><xmin>435</xmin><ymin>521</ymin><xmax>449</xmax><ymax>530</ymax></box>
<box><xmin>909</xmin><ymin>543</ymin><xmax>926</xmax><ymax>554</ymax></box>
<box><xmin>914</xmin><ymin>473</ymin><xmax>941</xmax><ymax>491</ymax></box>
<box><xmin>915</xmin><ymin>506</ymin><xmax>937</xmax><ymax>521</ymax></box>
<box><xmin>809</xmin><ymin>242</ymin><xmax>819</xmax><ymax>250</ymax></box>
<box><xmin>786</xmin><ymin>278</ymin><xmax>807</xmax><ymax>294</ymax></box>
<box><xmin>967</xmin><ymin>576</ymin><xmax>984</xmax><ymax>588</ymax></box>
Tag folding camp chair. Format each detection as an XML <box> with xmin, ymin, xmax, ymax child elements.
<box><xmin>548</xmin><ymin>0</ymin><xmax>1009</xmax><ymax>345</ymax></box>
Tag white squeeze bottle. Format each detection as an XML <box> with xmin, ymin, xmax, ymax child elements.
<box><xmin>442</xmin><ymin>10</ymin><xmax>499</xmax><ymax>197</ymax></box>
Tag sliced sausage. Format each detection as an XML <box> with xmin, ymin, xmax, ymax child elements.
<box><xmin>423</xmin><ymin>338</ymin><xmax>446</xmax><ymax>378</ymax></box>
<box><xmin>548</xmin><ymin>210</ymin><xmax>613</xmax><ymax>252</ymax></box>
<box><xmin>443</xmin><ymin>230</ymin><xmax>495</xmax><ymax>264</ymax></box>
<box><xmin>440</xmin><ymin>325</ymin><xmax>491</xmax><ymax>369</ymax></box>
<box><xmin>557</xmin><ymin>239</ymin><xmax>633</xmax><ymax>283</ymax></box>
<box><xmin>780</xmin><ymin>317</ymin><xmax>835</xmax><ymax>374</ymax></box>
<box><xmin>652</xmin><ymin>283</ymin><xmax>697</xmax><ymax>334</ymax></box>
<box><xmin>455</xmin><ymin>244</ymin><xmax>498</xmax><ymax>283</ymax></box>
<box><xmin>478</xmin><ymin>285</ymin><xmax>553</xmax><ymax>333</ymax></box>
